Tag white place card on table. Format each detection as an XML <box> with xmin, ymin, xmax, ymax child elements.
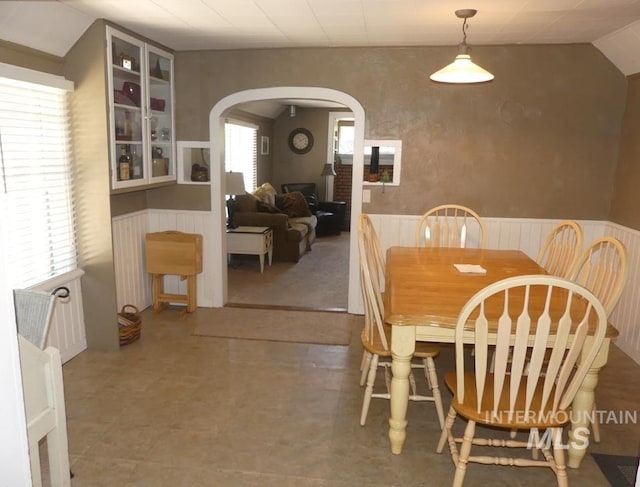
<box><xmin>453</xmin><ymin>263</ymin><xmax>487</xmax><ymax>275</ymax></box>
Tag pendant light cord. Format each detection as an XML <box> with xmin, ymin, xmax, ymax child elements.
<box><xmin>461</xmin><ymin>17</ymin><xmax>469</xmax><ymax>46</ymax></box>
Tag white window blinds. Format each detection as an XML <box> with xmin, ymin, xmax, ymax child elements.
<box><xmin>224</xmin><ymin>120</ymin><xmax>257</xmax><ymax>192</ymax></box>
<box><xmin>0</xmin><ymin>75</ymin><xmax>77</xmax><ymax>288</ymax></box>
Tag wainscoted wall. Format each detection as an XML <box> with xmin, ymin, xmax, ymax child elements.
<box><xmin>367</xmin><ymin>214</ymin><xmax>640</xmax><ymax>365</ymax></box>
<box><xmin>111</xmin><ymin>210</ymin><xmax>639</xmax><ymax>364</ymax></box>
<box><xmin>603</xmin><ymin>222</ymin><xmax>640</xmax><ymax>364</ymax></box>
<box><xmin>111</xmin><ymin>209</ymin><xmax>215</xmax><ymax>312</ymax></box>
<box><xmin>32</xmin><ymin>269</ymin><xmax>87</xmax><ymax>364</ymax></box>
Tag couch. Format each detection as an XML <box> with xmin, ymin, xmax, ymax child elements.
<box><xmin>233</xmin><ymin>186</ymin><xmax>317</xmax><ymax>263</ymax></box>
<box><xmin>281</xmin><ymin>183</ymin><xmax>347</xmax><ymax>237</ymax></box>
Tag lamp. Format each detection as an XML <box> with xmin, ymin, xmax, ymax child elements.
<box><xmin>430</xmin><ymin>9</ymin><xmax>494</xmax><ymax>84</ymax></box>
<box><xmin>320</xmin><ymin>163</ymin><xmax>337</xmax><ymax>201</ymax></box>
<box><xmin>225</xmin><ymin>172</ymin><xmax>245</xmax><ymax>229</ymax></box>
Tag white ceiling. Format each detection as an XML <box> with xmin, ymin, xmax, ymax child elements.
<box><xmin>1</xmin><ymin>1</ymin><xmax>640</xmax><ymax>59</ymax></box>
<box><xmin>4</xmin><ymin>1</ymin><xmax>639</xmax><ymax>118</ymax></box>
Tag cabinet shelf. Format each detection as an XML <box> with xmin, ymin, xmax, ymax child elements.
<box><xmin>114</xmin><ymin>103</ymin><xmax>141</xmax><ymax>111</ymax></box>
<box><xmin>112</xmin><ymin>65</ymin><xmax>141</xmax><ymax>78</ymax></box>
<box><xmin>149</xmin><ymin>75</ymin><xmax>169</xmax><ymax>84</ymax></box>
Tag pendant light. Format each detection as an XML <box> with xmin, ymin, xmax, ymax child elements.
<box><xmin>430</xmin><ymin>9</ymin><xmax>494</xmax><ymax>84</ymax></box>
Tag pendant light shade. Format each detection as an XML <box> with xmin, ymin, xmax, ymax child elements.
<box><xmin>430</xmin><ymin>9</ymin><xmax>493</xmax><ymax>84</ymax></box>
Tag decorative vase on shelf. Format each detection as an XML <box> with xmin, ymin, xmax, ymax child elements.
<box><xmin>368</xmin><ymin>146</ymin><xmax>380</xmax><ymax>182</ymax></box>
<box><xmin>151</xmin><ymin>58</ymin><xmax>162</xmax><ymax>79</ymax></box>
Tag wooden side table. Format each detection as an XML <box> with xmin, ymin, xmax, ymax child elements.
<box><xmin>227</xmin><ymin>226</ymin><xmax>273</xmax><ymax>273</ymax></box>
<box><xmin>145</xmin><ymin>231</ymin><xmax>203</xmax><ymax>314</ymax></box>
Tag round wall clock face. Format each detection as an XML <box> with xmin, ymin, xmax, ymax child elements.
<box><xmin>288</xmin><ymin>128</ymin><xmax>314</xmax><ymax>154</ymax></box>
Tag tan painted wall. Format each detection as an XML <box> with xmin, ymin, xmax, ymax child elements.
<box><xmin>174</xmin><ymin>44</ymin><xmax>625</xmax><ymax>219</ymax></box>
<box><xmin>272</xmin><ymin>107</ymin><xmax>333</xmax><ymax>195</ymax></box>
<box><xmin>64</xmin><ymin>20</ymin><xmax>120</xmax><ymax>351</ymax></box>
<box><xmin>609</xmin><ymin>74</ymin><xmax>640</xmax><ymax>231</ymax></box>
<box><xmin>0</xmin><ymin>39</ymin><xmax>64</xmax><ymax>75</ymax></box>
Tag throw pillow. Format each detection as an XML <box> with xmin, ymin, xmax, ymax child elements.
<box><xmin>256</xmin><ymin>200</ymin><xmax>282</xmax><ymax>214</ymax></box>
<box><xmin>252</xmin><ymin>182</ymin><xmax>277</xmax><ymax>207</ymax></box>
<box><xmin>275</xmin><ymin>191</ymin><xmax>312</xmax><ymax>218</ymax></box>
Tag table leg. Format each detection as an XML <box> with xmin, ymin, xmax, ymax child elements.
<box><xmin>268</xmin><ymin>248</ymin><xmax>273</xmax><ymax>267</ymax></box>
<box><xmin>152</xmin><ymin>274</ymin><xmax>164</xmax><ymax>313</ymax></box>
<box><xmin>259</xmin><ymin>253</ymin><xmax>265</xmax><ymax>273</ymax></box>
<box><xmin>187</xmin><ymin>275</ymin><xmax>197</xmax><ymax>312</ymax></box>
<box><xmin>568</xmin><ymin>338</ymin><xmax>609</xmax><ymax>468</ymax></box>
<box><xmin>389</xmin><ymin>325</ymin><xmax>416</xmax><ymax>454</ymax></box>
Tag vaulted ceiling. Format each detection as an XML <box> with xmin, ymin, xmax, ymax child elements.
<box><xmin>1</xmin><ymin>1</ymin><xmax>640</xmax><ymax>75</ymax></box>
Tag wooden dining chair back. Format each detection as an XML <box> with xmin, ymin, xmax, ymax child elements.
<box><xmin>437</xmin><ymin>275</ymin><xmax>608</xmax><ymax>487</ymax></box>
<box><xmin>357</xmin><ymin>214</ymin><xmax>388</xmax><ymax>352</ymax></box>
<box><xmin>416</xmin><ymin>204</ymin><xmax>487</xmax><ymax>248</ymax></box>
<box><xmin>567</xmin><ymin>236</ymin><xmax>627</xmax><ymax>443</ymax></box>
<box><xmin>357</xmin><ymin>214</ymin><xmax>444</xmax><ymax>427</ymax></box>
<box><xmin>537</xmin><ymin>221</ymin><xmax>583</xmax><ymax>278</ymax></box>
<box><xmin>569</xmin><ymin>236</ymin><xmax>628</xmax><ymax>317</ymax></box>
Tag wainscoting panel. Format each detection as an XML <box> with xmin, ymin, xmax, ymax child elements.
<box><xmin>369</xmin><ymin>214</ymin><xmax>605</xmax><ymax>257</ymax></box>
<box><xmin>604</xmin><ymin>223</ymin><xmax>640</xmax><ymax>364</ymax></box>
<box><xmin>147</xmin><ymin>209</ymin><xmax>215</xmax><ymax>308</ymax></box>
<box><xmin>32</xmin><ymin>269</ymin><xmax>87</xmax><ymax>364</ymax></box>
<box><xmin>367</xmin><ymin>213</ymin><xmax>640</xmax><ymax>364</ymax></box>
<box><xmin>112</xmin><ymin>211</ymin><xmax>151</xmax><ymax>311</ymax></box>
<box><xmin>112</xmin><ymin>210</ymin><xmax>215</xmax><ymax>312</ymax></box>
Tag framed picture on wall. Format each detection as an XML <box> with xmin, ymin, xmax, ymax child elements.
<box><xmin>261</xmin><ymin>136</ymin><xmax>270</xmax><ymax>155</ymax></box>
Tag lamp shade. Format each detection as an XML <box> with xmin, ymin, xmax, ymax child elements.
<box><xmin>429</xmin><ymin>53</ymin><xmax>494</xmax><ymax>84</ymax></box>
<box><xmin>225</xmin><ymin>172</ymin><xmax>245</xmax><ymax>195</ymax></box>
<box><xmin>320</xmin><ymin>163</ymin><xmax>337</xmax><ymax>177</ymax></box>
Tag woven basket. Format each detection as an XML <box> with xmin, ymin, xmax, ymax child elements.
<box><xmin>118</xmin><ymin>304</ymin><xmax>141</xmax><ymax>346</ymax></box>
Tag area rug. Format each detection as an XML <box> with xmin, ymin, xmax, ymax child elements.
<box><xmin>191</xmin><ymin>307</ymin><xmax>356</xmax><ymax>346</ymax></box>
<box><xmin>592</xmin><ymin>453</ymin><xmax>639</xmax><ymax>487</ymax></box>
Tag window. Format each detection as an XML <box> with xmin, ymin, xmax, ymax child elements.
<box><xmin>336</xmin><ymin>119</ymin><xmax>355</xmax><ymax>164</ymax></box>
<box><xmin>0</xmin><ymin>64</ymin><xmax>76</xmax><ymax>288</ymax></box>
<box><xmin>224</xmin><ymin>120</ymin><xmax>257</xmax><ymax>192</ymax></box>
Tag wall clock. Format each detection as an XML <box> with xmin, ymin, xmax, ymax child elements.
<box><xmin>288</xmin><ymin>128</ymin><xmax>314</xmax><ymax>154</ymax></box>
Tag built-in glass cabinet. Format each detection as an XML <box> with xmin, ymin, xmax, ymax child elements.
<box><xmin>106</xmin><ymin>26</ymin><xmax>175</xmax><ymax>190</ymax></box>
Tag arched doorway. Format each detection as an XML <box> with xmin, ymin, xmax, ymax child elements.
<box><xmin>207</xmin><ymin>87</ymin><xmax>365</xmax><ymax>313</ymax></box>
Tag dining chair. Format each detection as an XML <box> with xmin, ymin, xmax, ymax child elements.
<box><xmin>569</xmin><ymin>236</ymin><xmax>628</xmax><ymax>317</ymax></box>
<box><xmin>568</xmin><ymin>236</ymin><xmax>628</xmax><ymax>443</ymax></box>
<box><xmin>436</xmin><ymin>275</ymin><xmax>608</xmax><ymax>487</ymax></box>
<box><xmin>537</xmin><ymin>220</ymin><xmax>583</xmax><ymax>278</ymax></box>
<box><xmin>357</xmin><ymin>214</ymin><xmax>445</xmax><ymax>427</ymax></box>
<box><xmin>416</xmin><ymin>204</ymin><xmax>487</xmax><ymax>248</ymax></box>
<box><xmin>489</xmin><ymin>220</ymin><xmax>584</xmax><ymax>373</ymax></box>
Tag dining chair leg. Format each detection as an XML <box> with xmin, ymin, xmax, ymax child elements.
<box><xmin>553</xmin><ymin>427</ymin><xmax>569</xmax><ymax>487</ymax></box>
<box><xmin>422</xmin><ymin>358</ymin><xmax>433</xmax><ymax>390</ymax></box>
<box><xmin>360</xmin><ymin>354</ymin><xmax>379</xmax><ymax>426</ymax></box>
<box><xmin>453</xmin><ymin>420</ymin><xmax>476</xmax><ymax>487</ymax></box>
<box><xmin>591</xmin><ymin>402</ymin><xmax>601</xmax><ymax>443</ymax></box>
<box><xmin>360</xmin><ymin>351</ymin><xmax>372</xmax><ymax>386</ymax></box>
<box><xmin>436</xmin><ymin>405</ymin><xmax>457</xmax><ymax>455</ymax></box>
<box><xmin>425</xmin><ymin>357</ymin><xmax>445</xmax><ymax>428</ymax></box>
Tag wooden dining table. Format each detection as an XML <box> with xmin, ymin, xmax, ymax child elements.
<box><xmin>384</xmin><ymin>246</ymin><xmax>617</xmax><ymax>469</ymax></box>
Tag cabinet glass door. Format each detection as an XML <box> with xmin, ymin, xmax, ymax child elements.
<box><xmin>108</xmin><ymin>29</ymin><xmax>145</xmax><ymax>188</ymax></box>
<box><xmin>147</xmin><ymin>47</ymin><xmax>174</xmax><ymax>183</ymax></box>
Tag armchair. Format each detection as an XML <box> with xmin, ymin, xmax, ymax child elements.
<box><xmin>281</xmin><ymin>183</ymin><xmax>346</xmax><ymax>237</ymax></box>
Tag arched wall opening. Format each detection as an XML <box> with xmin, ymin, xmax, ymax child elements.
<box><xmin>207</xmin><ymin>87</ymin><xmax>365</xmax><ymax>313</ymax></box>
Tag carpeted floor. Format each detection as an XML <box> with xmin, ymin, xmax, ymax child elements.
<box><xmin>191</xmin><ymin>306</ymin><xmax>358</xmax><ymax>345</ymax></box>
<box><xmin>227</xmin><ymin>232</ymin><xmax>350</xmax><ymax>310</ymax></box>
<box><xmin>592</xmin><ymin>453</ymin><xmax>639</xmax><ymax>487</ymax></box>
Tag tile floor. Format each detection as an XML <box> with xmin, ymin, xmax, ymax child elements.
<box><xmin>50</xmin><ymin>306</ymin><xmax>639</xmax><ymax>486</ymax></box>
